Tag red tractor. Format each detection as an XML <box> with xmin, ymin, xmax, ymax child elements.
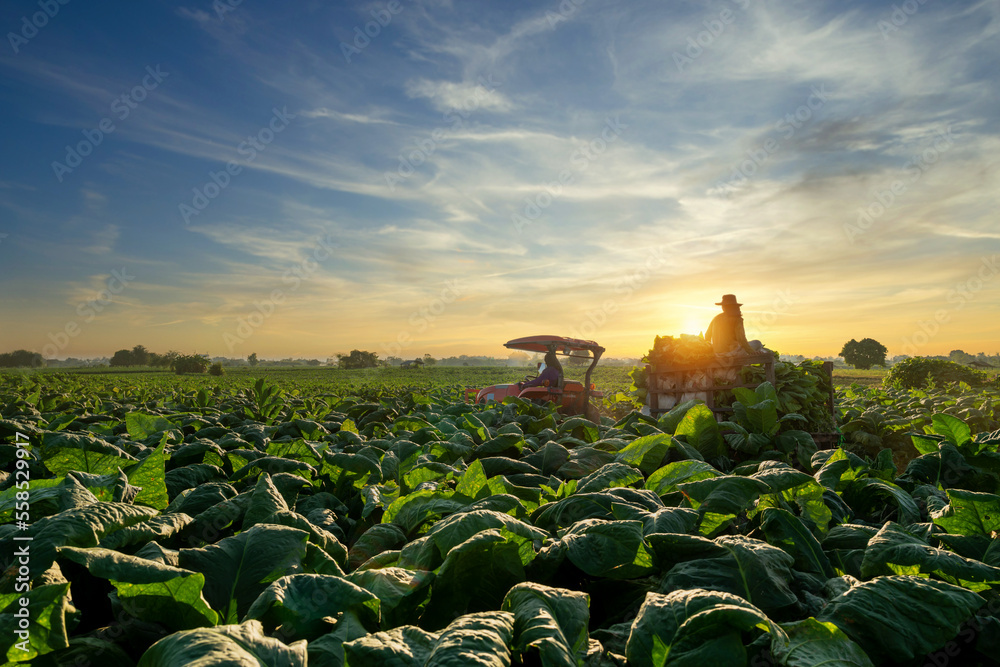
<box><xmin>466</xmin><ymin>335</ymin><xmax>605</xmax><ymax>423</ymax></box>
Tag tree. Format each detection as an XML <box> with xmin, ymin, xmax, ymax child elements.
<box><xmin>172</xmin><ymin>354</ymin><xmax>210</xmax><ymax>374</ymax></box>
<box><xmin>248</xmin><ymin>352</ymin><xmax>259</xmax><ymax>367</ymax></box>
<box><xmin>131</xmin><ymin>345</ymin><xmax>150</xmax><ymax>366</ymax></box>
<box><xmin>336</xmin><ymin>350</ymin><xmax>380</xmax><ymax>369</ymax></box>
<box><xmin>840</xmin><ymin>338</ymin><xmax>888</xmax><ymax>370</ymax></box>
<box><xmin>423</xmin><ymin>353</ymin><xmax>437</xmax><ymax>366</ymax></box>
<box><xmin>0</xmin><ymin>350</ymin><xmax>44</xmax><ymax>368</ymax></box>
<box><xmin>109</xmin><ymin>349</ymin><xmax>133</xmax><ymax>367</ymax></box>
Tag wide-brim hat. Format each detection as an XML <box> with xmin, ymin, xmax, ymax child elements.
<box><xmin>716</xmin><ymin>294</ymin><xmax>742</xmax><ymax>306</ymax></box>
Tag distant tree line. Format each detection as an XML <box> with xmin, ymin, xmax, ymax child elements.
<box><xmin>0</xmin><ymin>350</ymin><xmax>44</xmax><ymax>368</ymax></box>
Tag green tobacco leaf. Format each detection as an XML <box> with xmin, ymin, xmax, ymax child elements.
<box><xmin>659</xmin><ymin>535</ymin><xmax>798</xmax><ymax>613</ymax></box>
<box><xmin>455</xmin><ymin>459</ymin><xmax>488</xmax><ymax>499</ymax></box>
<box><xmin>348</xmin><ymin>523</ymin><xmax>407</xmax><ymax>571</ymax></box>
<box><xmin>56</xmin><ymin>546</ymin><xmax>218</xmax><ymax>630</ymax></box>
<box><xmin>43</xmin><ymin>447</ymin><xmax>132</xmax><ymax>477</ymax></box>
<box><xmin>348</xmin><ymin>567</ymin><xmax>434</xmax><ymax>628</ymax></box>
<box><xmin>382</xmin><ymin>489</ymin><xmax>469</xmax><ymax>537</ymax></box>
<box><xmin>562</xmin><ymin>519</ymin><xmax>655</xmax><ymax>580</ymax></box>
<box><xmin>932</xmin><ymin>488</ymin><xmax>1000</xmax><ymax>536</ymax></box>
<box><xmin>674</xmin><ymin>404</ymin><xmax>726</xmax><ymax>460</ymax></box>
<box><xmin>0</xmin><ymin>583</ymin><xmax>75</xmax><ymax>663</ymax></box>
<box><xmin>99</xmin><ymin>512</ymin><xmax>193</xmax><ymax>550</ymax></box>
<box><xmin>124</xmin><ymin>439</ymin><xmax>169</xmax><ymax>510</ymax></box>
<box><xmin>343</xmin><ymin>625</ymin><xmax>440</xmax><ymax>667</ymax></box>
<box><xmin>818</xmin><ymin>575</ymin><xmax>984</xmax><ymax>663</ymax></box>
<box><xmin>645</xmin><ymin>460</ymin><xmax>722</xmax><ymax>497</ymax></box>
<box><xmin>425</xmin><ymin>611</ymin><xmax>515</xmax><ymax>667</ymax></box>
<box><xmin>178</xmin><ymin>524</ymin><xmax>310</xmax><ymax>624</ymax></box>
<box><xmin>640</xmin><ymin>507</ymin><xmax>700</xmax><ymax>536</ymax></box>
<box><xmin>678</xmin><ymin>475</ymin><xmax>771</xmax><ymax>536</ymax></box>
<box><xmin>136</xmin><ymin>619</ymin><xmax>306</xmax><ymax>666</ymax></box>
<box><xmin>842</xmin><ymin>478</ymin><xmax>921</xmax><ymax>525</ymax></box>
<box><xmin>245</xmin><ymin>573</ymin><xmax>380</xmax><ymax>641</ymax></box>
<box><xmin>422</xmin><ymin>529</ymin><xmax>531</xmax><ymax>630</ymax></box>
<box><xmin>759</xmin><ymin>508</ymin><xmax>835</xmax><ymax>578</ymax></box>
<box><xmin>625</xmin><ymin>589</ymin><xmax>776</xmax><ymax>667</ymax></box>
<box><xmin>656</xmin><ymin>399</ymin><xmax>701</xmax><ymax>434</ymax></box>
<box><xmin>931</xmin><ymin>413</ymin><xmax>973</xmax><ymax>446</ymax></box>
<box><xmin>772</xmin><ymin>617</ymin><xmax>874</xmax><ymax>667</ymax></box>
<box><xmin>126</xmin><ymin>412</ymin><xmax>175</xmax><ymax>440</ymax></box>
<box><xmin>0</xmin><ymin>476</ymin><xmax>97</xmax><ymax>522</ymax></box>
<box><xmin>3</xmin><ymin>502</ymin><xmax>158</xmax><ymax>580</ymax></box>
<box><xmin>576</xmin><ymin>462</ymin><xmax>643</xmax><ymax>494</ymax></box>
<box><xmin>860</xmin><ymin>522</ymin><xmax>1000</xmax><ymax>586</ymax></box>
<box><xmin>501</xmin><ymin>582</ymin><xmax>590</xmax><ymax>667</ymax></box>
<box><xmin>614</xmin><ymin>434</ymin><xmax>672</xmax><ymax>476</ymax></box>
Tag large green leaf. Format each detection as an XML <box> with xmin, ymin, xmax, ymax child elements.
<box><xmin>659</xmin><ymin>536</ymin><xmax>798</xmax><ymax>613</ymax></box>
<box><xmin>2</xmin><ymin>502</ymin><xmax>158</xmax><ymax>580</ymax></box>
<box><xmin>673</xmin><ymin>404</ymin><xmax>726</xmax><ymax>460</ymax></box>
<box><xmin>677</xmin><ymin>475</ymin><xmax>771</xmax><ymax>536</ymax></box>
<box><xmin>577</xmin><ymin>462</ymin><xmax>644</xmax><ymax>494</ymax></box>
<box><xmin>932</xmin><ymin>413</ymin><xmax>973</xmax><ymax>446</ymax></box>
<box><xmin>136</xmin><ymin>619</ymin><xmax>307</xmax><ymax>666</ymax></box>
<box><xmin>818</xmin><ymin>575</ymin><xmax>984</xmax><ymax>663</ymax></box>
<box><xmin>625</xmin><ymin>588</ymin><xmax>777</xmax><ymax>667</ymax></box>
<box><xmin>758</xmin><ymin>508</ymin><xmax>835</xmax><ymax>578</ymax></box>
<box><xmin>348</xmin><ymin>567</ymin><xmax>434</xmax><ymax>628</ymax></box>
<box><xmin>57</xmin><ymin>546</ymin><xmax>217</xmax><ymax>630</ymax></box>
<box><xmin>614</xmin><ymin>434</ymin><xmax>672</xmax><ymax>476</ymax></box>
<box><xmin>245</xmin><ymin>573</ymin><xmax>380</xmax><ymax>641</ymax></box>
<box><xmin>501</xmin><ymin>582</ymin><xmax>590</xmax><ymax>667</ymax></box>
<box><xmin>771</xmin><ymin>617</ymin><xmax>874</xmax><ymax>667</ymax></box>
<box><xmin>178</xmin><ymin>524</ymin><xmax>310</xmax><ymax>624</ymax></box>
<box><xmin>422</xmin><ymin>529</ymin><xmax>531</xmax><ymax>630</ymax></box>
<box><xmin>126</xmin><ymin>412</ymin><xmax>175</xmax><ymax>440</ymax></box>
<box><xmin>644</xmin><ymin>460</ymin><xmax>722</xmax><ymax>497</ymax></box>
<box><xmin>932</xmin><ymin>488</ymin><xmax>1000</xmax><ymax>536</ymax></box>
<box><xmin>0</xmin><ymin>584</ymin><xmax>75</xmax><ymax>663</ymax></box>
<box><xmin>425</xmin><ymin>611</ymin><xmax>515</xmax><ymax>667</ymax></box>
<box><xmin>562</xmin><ymin>519</ymin><xmax>655</xmax><ymax>580</ymax></box>
<box><xmin>124</xmin><ymin>439</ymin><xmax>170</xmax><ymax>509</ymax></box>
<box><xmin>860</xmin><ymin>522</ymin><xmax>1000</xmax><ymax>586</ymax></box>
<box><xmin>342</xmin><ymin>625</ymin><xmax>439</xmax><ymax>666</ymax></box>
<box><xmin>0</xmin><ymin>476</ymin><xmax>97</xmax><ymax>522</ymax></box>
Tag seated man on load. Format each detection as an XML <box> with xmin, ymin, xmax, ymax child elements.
<box><xmin>705</xmin><ymin>294</ymin><xmax>765</xmax><ymax>356</ymax></box>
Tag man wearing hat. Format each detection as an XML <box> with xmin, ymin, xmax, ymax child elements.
<box><xmin>705</xmin><ymin>294</ymin><xmax>759</xmax><ymax>355</ymax></box>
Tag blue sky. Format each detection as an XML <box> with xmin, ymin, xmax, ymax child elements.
<box><xmin>1</xmin><ymin>0</ymin><xmax>998</xmax><ymax>360</ymax></box>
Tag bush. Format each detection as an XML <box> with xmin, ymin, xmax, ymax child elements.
<box><xmin>172</xmin><ymin>354</ymin><xmax>210</xmax><ymax>374</ymax></box>
<box><xmin>884</xmin><ymin>357</ymin><xmax>988</xmax><ymax>389</ymax></box>
<box><xmin>209</xmin><ymin>362</ymin><xmax>225</xmax><ymax>376</ymax></box>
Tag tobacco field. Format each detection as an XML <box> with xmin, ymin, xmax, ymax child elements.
<box><xmin>2</xmin><ymin>369</ymin><xmax>1000</xmax><ymax>666</ymax></box>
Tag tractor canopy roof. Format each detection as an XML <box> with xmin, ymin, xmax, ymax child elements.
<box><xmin>504</xmin><ymin>335</ymin><xmax>605</xmax><ymax>356</ymax></box>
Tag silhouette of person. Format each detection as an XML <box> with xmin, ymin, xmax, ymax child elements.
<box><xmin>705</xmin><ymin>294</ymin><xmax>759</xmax><ymax>355</ymax></box>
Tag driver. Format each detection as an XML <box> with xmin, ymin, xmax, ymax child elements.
<box><xmin>518</xmin><ymin>350</ymin><xmax>563</xmax><ymax>390</ymax></box>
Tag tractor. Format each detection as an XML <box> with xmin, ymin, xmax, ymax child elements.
<box><xmin>466</xmin><ymin>335</ymin><xmax>605</xmax><ymax>423</ymax></box>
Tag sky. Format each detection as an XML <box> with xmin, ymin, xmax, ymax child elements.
<box><xmin>0</xmin><ymin>0</ymin><xmax>998</xmax><ymax>361</ymax></box>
